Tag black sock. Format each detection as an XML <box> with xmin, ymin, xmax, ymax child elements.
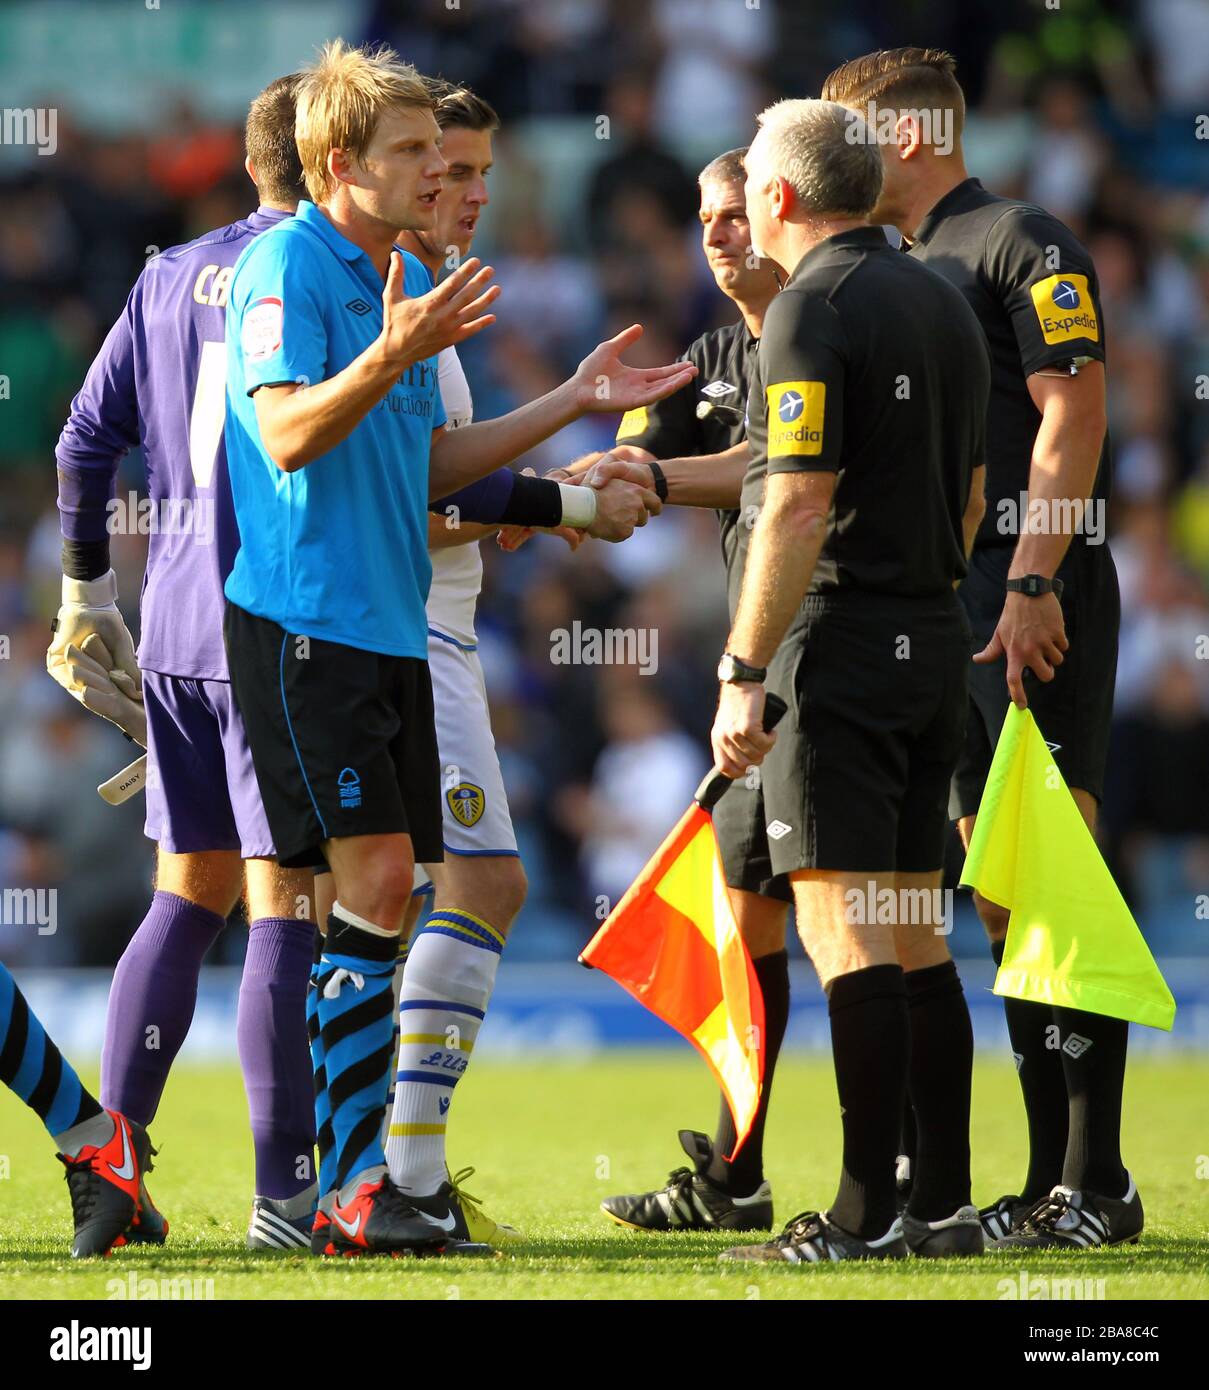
<box><xmin>904</xmin><ymin>960</ymin><xmax>973</xmax><ymax>1220</ymax></box>
<box><xmin>707</xmin><ymin>950</ymin><xmax>789</xmax><ymax>1194</ymax></box>
<box><xmin>826</xmin><ymin>963</ymin><xmax>908</xmax><ymax>1240</ymax></box>
<box><xmin>1055</xmin><ymin>1006</ymin><xmax>1129</xmax><ymax>1197</ymax></box>
<box><xmin>899</xmin><ymin>1094</ymin><xmax>917</xmax><ymax>1188</ymax></box>
<box><xmin>993</xmin><ymin>938</ymin><xmax>1068</xmax><ymax>1202</ymax></box>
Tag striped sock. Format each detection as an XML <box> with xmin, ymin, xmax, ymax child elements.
<box><xmin>381</xmin><ymin>936</ymin><xmax>411</xmax><ymax>1147</ymax></box>
<box><xmin>317</xmin><ymin>910</ymin><xmax>398</xmax><ymax>1194</ymax></box>
<box><xmin>0</xmin><ymin>962</ymin><xmax>103</xmax><ymax>1139</ymax></box>
<box><xmin>386</xmin><ymin>909</ymin><xmax>503</xmax><ymax>1196</ymax></box>
<box><xmin>306</xmin><ymin>930</ymin><xmax>336</xmax><ymax>1207</ymax></box>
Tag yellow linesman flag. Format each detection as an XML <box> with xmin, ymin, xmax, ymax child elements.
<box><xmin>960</xmin><ymin>705</ymin><xmax>1175</xmax><ymax>1030</ymax></box>
<box><xmin>581</xmin><ymin>804</ymin><xmax>765</xmax><ymax>1156</ymax></box>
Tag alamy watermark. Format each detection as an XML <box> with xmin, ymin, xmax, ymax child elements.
<box><xmin>1</xmin><ymin>887</ymin><xmax>56</xmax><ymax>935</ymax></box>
<box><xmin>996</xmin><ymin>493</ymin><xmax>1105</xmax><ymax>545</ymax></box>
<box><xmin>998</xmin><ymin>1270</ymin><xmax>1106</xmax><ymax>1300</ymax></box>
<box><xmin>1</xmin><ymin>107</ymin><xmax>57</xmax><ymax>156</ymax></box>
<box><xmin>844</xmin><ymin>102</ymin><xmax>954</xmax><ymax>157</ymax></box>
<box><xmin>549</xmin><ymin>620</ymin><xmax>658</xmax><ymax>676</ymax></box>
<box><xmin>844</xmin><ymin>881</ymin><xmax>952</xmax><ymax>936</ymax></box>
<box><xmin>107</xmin><ymin>491</ymin><xmax>215</xmax><ymax>544</ymax></box>
<box><xmin>107</xmin><ymin>1272</ymin><xmax>215</xmax><ymax>1301</ymax></box>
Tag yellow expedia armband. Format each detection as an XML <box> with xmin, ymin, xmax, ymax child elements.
<box><xmin>1029</xmin><ymin>273</ymin><xmax>1099</xmax><ymax>347</ymax></box>
<box><xmin>766</xmin><ymin>381</ymin><xmax>825</xmax><ymax>457</ymax></box>
<box><xmin>615</xmin><ymin>406</ymin><xmax>648</xmax><ymax>441</ymax></box>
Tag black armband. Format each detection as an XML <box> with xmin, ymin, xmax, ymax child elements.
<box><xmin>498</xmin><ymin>472</ymin><xmax>564</xmax><ymax>529</ymax></box>
<box><xmin>62</xmin><ymin>537</ymin><xmax>111</xmax><ymax>582</ymax></box>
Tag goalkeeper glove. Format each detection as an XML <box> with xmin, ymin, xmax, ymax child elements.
<box><xmin>47</xmin><ymin>570</ymin><xmax>141</xmax><ymax>695</ymax></box>
<box><xmin>48</xmin><ymin>629</ymin><xmax>146</xmax><ymax>747</ymax></box>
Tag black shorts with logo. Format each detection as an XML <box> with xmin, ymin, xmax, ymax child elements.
<box><xmin>713</xmin><ymin>639</ymin><xmax>794</xmax><ymax>902</ymax></box>
<box><xmin>223</xmin><ymin>603</ymin><xmax>443</xmax><ymax>870</ymax></box>
<box><xmin>713</xmin><ymin>769</ymin><xmax>794</xmax><ymax>902</ymax></box>
<box><xmin>757</xmin><ymin>591</ymin><xmax>970</xmax><ymax>876</ymax></box>
<box><xmin>950</xmin><ymin>541</ymin><xmax>1119</xmax><ymax>821</ymax></box>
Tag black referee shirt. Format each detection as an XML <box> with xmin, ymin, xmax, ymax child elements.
<box><xmin>614</xmin><ymin>321</ymin><xmax>756</xmax><ymax>614</ymax></box>
<box><xmin>907</xmin><ymin>177</ymin><xmax>1110</xmax><ymax>553</ymax></box>
<box><xmin>741</xmin><ymin>225</ymin><xmax>990</xmax><ymax>600</ymax></box>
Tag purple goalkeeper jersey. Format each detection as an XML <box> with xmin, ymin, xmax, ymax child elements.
<box><xmin>56</xmin><ymin>207</ymin><xmax>291</xmax><ymax>682</ymax></box>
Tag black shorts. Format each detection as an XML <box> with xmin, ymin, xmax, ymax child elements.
<box><xmin>758</xmin><ymin>592</ymin><xmax>970</xmax><ymax>875</ymax></box>
<box><xmin>223</xmin><ymin>604</ymin><xmax>443</xmax><ymax>871</ymax></box>
<box><xmin>713</xmin><ymin>640</ymin><xmax>794</xmax><ymax>902</ymax></box>
<box><xmin>713</xmin><ymin>772</ymin><xmax>793</xmax><ymax>902</ymax></box>
<box><xmin>950</xmin><ymin>542</ymin><xmax>1119</xmax><ymax>821</ymax></box>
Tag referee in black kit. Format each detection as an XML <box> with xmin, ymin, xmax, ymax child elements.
<box><xmin>710</xmin><ymin>97</ymin><xmax>991</xmax><ymax>1264</ymax></box>
<box><xmin>825</xmin><ymin>49</ymin><xmax>1140</xmax><ymax>1251</ymax></box>
<box><xmin>584</xmin><ymin>149</ymin><xmax>794</xmax><ymax>1229</ymax></box>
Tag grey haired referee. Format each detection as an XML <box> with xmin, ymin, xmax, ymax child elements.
<box><xmin>710</xmin><ymin>98</ymin><xmax>991</xmax><ymax>1264</ymax></box>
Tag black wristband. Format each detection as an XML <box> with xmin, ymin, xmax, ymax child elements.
<box><xmin>498</xmin><ymin>472</ymin><xmax>563</xmax><ymax>529</ymax></box>
<box><xmin>647</xmin><ymin>459</ymin><xmax>669</xmax><ymax>502</ymax></box>
<box><xmin>61</xmin><ymin>537</ymin><xmax>110</xmax><ymax>582</ymax></box>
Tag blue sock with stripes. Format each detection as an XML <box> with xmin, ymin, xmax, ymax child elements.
<box><xmin>0</xmin><ymin>961</ymin><xmax>104</xmax><ymax>1140</ymax></box>
<box><xmin>306</xmin><ymin>929</ymin><xmax>336</xmax><ymax>1210</ymax></box>
<box><xmin>317</xmin><ymin>910</ymin><xmax>398</xmax><ymax>1197</ymax></box>
<box><xmin>385</xmin><ymin>909</ymin><xmax>504</xmax><ymax>1196</ymax></box>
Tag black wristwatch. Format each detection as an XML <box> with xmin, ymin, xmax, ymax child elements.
<box><xmin>646</xmin><ymin>459</ymin><xmax>669</xmax><ymax>502</ymax></box>
<box><xmin>717</xmin><ymin>652</ymin><xmax>767</xmax><ymax>685</ymax></box>
<box><xmin>1006</xmin><ymin>574</ymin><xmax>1064</xmax><ymax>600</ymax></box>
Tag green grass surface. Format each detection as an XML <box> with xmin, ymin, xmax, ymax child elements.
<box><xmin>2</xmin><ymin>1055</ymin><xmax>1206</xmax><ymax>1300</ymax></box>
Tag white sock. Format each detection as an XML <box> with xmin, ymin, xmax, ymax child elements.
<box><xmin>385</xmin><ymin>909</ymin><xmax>503</xmax><ymax>1195</ymax></box>
<box><xmin>381</xmin><ymin>937</ymin><xmax>411</xmax><ymax>1148</ymax></box>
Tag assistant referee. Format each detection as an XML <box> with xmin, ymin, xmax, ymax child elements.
<box><xmin>594</xmin><ymin>148</ymin><xmax>792</xmax><ymax>1228</ymax></box>
<box><xmin>825</xmin><ymin>47</ymin><xmax>1139</xmax><ymax>1252</ymax></box>
<box><xmin>710</xmin><ymin>97</ymin><xmax>991</xmax><ymax>1264</ymax></box>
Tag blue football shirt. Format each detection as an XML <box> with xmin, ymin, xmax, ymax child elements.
<box><xmin>223</xmin><ymin>199</ymin><xmax>445</xmax><ymax>658</ymax></box>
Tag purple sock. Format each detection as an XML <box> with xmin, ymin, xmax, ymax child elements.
<box><xmin>238</xmin><ymin>917</ymin><xmax>316</xmax><ymax>1200</ymax></box>
<box><xmin>101</xmin><ymin>890</ymin><xmax>226</xmax><ymax>1124</ymax></box>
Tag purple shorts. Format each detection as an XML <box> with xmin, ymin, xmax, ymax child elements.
<box><xmin>143</xmin><ymin>671</ymin><xmax>275</xmax><ymax>859</ymax></box>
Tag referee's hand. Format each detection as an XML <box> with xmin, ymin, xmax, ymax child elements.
<box><xmin>712</xmin><ymin>681</ymin><xmax>775</xmax><ymax>780</ymax></box>
<box><xmin>976</xmin><ymin>590</ymin><xmax>1068</xmax><ymax>709</ymax></box>
<box><xmin>380</xmin><ymin>251</ymin><xmax>500</xmax><ymax>366</ymax></box>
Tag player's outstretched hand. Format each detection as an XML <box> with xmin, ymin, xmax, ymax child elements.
<box><xmin>379</xmin><ymin>251</ymin><xmax>500</xmax><ymax>367</ymax></box>
<box><xmin>711</xmin><ymin>679</ymin><xmax>775</xmax><ymax>780</ymax></box>
<box><xmin>572</xmin><ymin>325</ymin><xmax>696</xmax><ymax>414</ymax></box>
<box><xmin>49</xmin><ymin>631</ymin><xmax>147</xmax><ymax>746</ymax></box>
<box><xmin>975</xmin><ymin>590</ymin><xmax>1068</xmax><ymax>709</ymax></box>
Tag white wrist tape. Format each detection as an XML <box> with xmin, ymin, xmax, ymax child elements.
<box><xmin>62</xmin><ymin>569</ymin><xmax>118</xmax><ymax>608</ymax></box>
<box><xmin>558</xmin><ymin>482</ymin><xmax>598</xmax><ymax>529</ymax></box>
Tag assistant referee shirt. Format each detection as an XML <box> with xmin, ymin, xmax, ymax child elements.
<box><xmin>614</xmin><ymin>320</ymin><xmax>756</xmax><ymax>617</ymax></box>
<box><xmin>224</xmin><ymin>199</ymin><xmax>446</xmax><ymax>659</ymax></box>
<box><xmin>907</xmin><ymin>177</ymin><xmax>1110</xmax><ymax>553</ymax></box>
<box><xmin>741</xmin><ymin>225</ymin><xmax>990</xmax><ymax>598</ymax></box>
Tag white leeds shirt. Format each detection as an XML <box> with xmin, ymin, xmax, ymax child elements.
<box><xmin>427</xmin><ymin>346</ymin><xmax>481</xmax><ymax>647</ymax></box>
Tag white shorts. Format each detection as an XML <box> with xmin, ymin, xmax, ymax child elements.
<box><xmin>412</xmin><ymin>630</ymin><xmax>518</xmax><ymax>895</ymax></box>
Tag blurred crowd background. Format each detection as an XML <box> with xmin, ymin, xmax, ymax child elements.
<box><xmin>1</xmin><ymin>0</ymin><xmax>1207</xmax><ymax>967</ymax></box>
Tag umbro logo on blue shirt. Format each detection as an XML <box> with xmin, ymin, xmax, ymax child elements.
<box><xmin>345</xmin><ymin>298</ymin><xmax>372</xmax><ymax>316</ymax></box>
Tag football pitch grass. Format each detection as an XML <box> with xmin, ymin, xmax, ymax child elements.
<box><xmin>2</xmin><ymin>1054</ymin><xmax>1206</xmax><ymax>1301</ymax></box>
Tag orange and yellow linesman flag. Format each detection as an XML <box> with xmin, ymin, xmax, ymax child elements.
<box><xmin>581</xmin><ymin>802</ymin><xmax>764</xmax><ymax>1157</ymax></box>
<box><xmin>580</xmin><ymin>695</ymin><xmax>786</xmax><ymax>1158</ymax></box>
<box><xmin>961</xmin><ymin>705</ymin><xmax>1175</xmax><ymax>1031</ymax></box>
